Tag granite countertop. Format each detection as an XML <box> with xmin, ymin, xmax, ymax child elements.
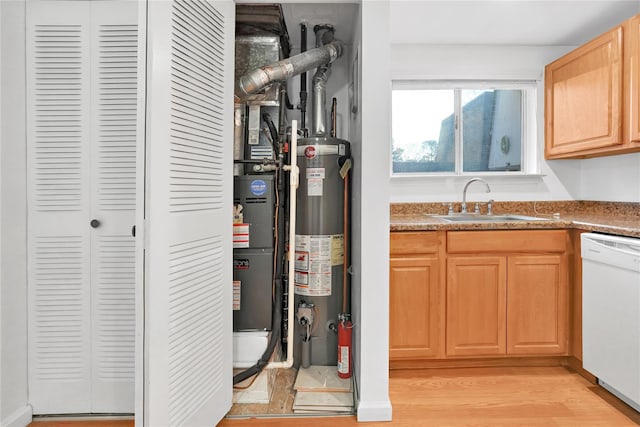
<box><xmin>390</xmin><ymin>201</ymin><xmax>640</xmax><ymax>238</ymax></box>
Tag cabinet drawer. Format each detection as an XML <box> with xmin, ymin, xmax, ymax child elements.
<box><xmin>447</xmin><ymin>230</ymin><xmax>567</xmax><ymax>254</ymax></box>
<box><xmin>390</xmin><ymin>232</ymin><xmax>439</xmax><ymax>255</ymax></box>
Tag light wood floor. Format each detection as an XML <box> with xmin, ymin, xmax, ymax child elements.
<box><xmin>29</xmin><ymin>421</ymin><xmax>133</xmax><ymax>427</ymax></box>
<box><xmin>219</xmin><ymin>366</ymin><xmax>640</xmax><ymax>426</ymax></box>
<box><xmin>28</xmin><ymin>367</ymin><xmax>640</xmax><ymax>427</ymax></box>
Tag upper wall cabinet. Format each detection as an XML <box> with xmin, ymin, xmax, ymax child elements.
<box><xmin>627</xmin><ymin>15</ymin><xmax>640</xmax><ymax>143</ymax></box>
<box><xmin>545</xmin><ymin>14</ymin><xmax>640</xmax><ymax>159</ymax></box>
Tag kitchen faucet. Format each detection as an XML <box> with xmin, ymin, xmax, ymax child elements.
<box><xmin>461</xmin><ymin>178</ymin><xmax>491</xmax><ymax>213</ymax></box>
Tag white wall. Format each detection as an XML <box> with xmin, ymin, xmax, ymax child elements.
<box><xmin>576</xmin><ymin>154</ymin><xmax>640</xmax><ymax>202</ymax></box>
<box><xmin>355</xmin><ymin>0</ymin><xmax>392</xmax><ymax>422</ymax></box>
<box><xmin>346</xmin><ymin>1</ymin><xmax>363</xmax><ymax>413</ymax></box>
<box><xmin>389</xmin><ymin>44</ymin><xmax>586</xmax><ymax>203</ymax></box>
<box><xmin>1</xmin><ymin>1</ymin><xmax>31</xmax><ymax>426</ymax></box>
<box><xmin>389</xmin><ymin>42</ymin><xmax>640</xmax><ymax>204</ymax></box>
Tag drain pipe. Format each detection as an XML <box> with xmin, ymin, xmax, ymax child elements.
<box><xmin>237</xmin><ymin>41</ymin><xmax>343</xmax><ymax>97</ymax></box>
<box><xmin>267</xmin><ymin>119</ymin><xmax>299</xmax><ymax>370</ymax></box>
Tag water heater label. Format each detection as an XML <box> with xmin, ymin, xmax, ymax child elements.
<box><xmin>307</xmin><ymin>178</ymin><xmax>323</xmax><ymax>196</ymax></box>
<box><xmin>294</xmin><ymin>234</ymin><xmax>333</xmax><ymax>296</ymax></box>
<box><xmin>306</xmin><ymin>167</ymin><xmax>325</xmax><ymax>179</ymax></box>
<box><xmin>250</xmin><ymin>179</ymin><xmax>267</xmax><ymax>196</ymax></box>
<box><xmin>306</xmin><ymin>168</ymin><xmax>325</xmax><ymax>196</ymax></box>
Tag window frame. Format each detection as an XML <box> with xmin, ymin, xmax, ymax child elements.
<box><xmin>391</xmin><ymin>80</ymin><xmax>539</xmax><ymax>177</ymax></box>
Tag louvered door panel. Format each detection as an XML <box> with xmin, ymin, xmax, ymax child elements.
<box><xmin>169</xmin><ymin>1</ymin><xmax>226</xmax><ymax>214</ymax></box>
<box><xmin>27</xmin><ymin>1</ymin><xmax>93</xmax><ymax>414</ymax></box>
<box><xmin>89</xmin><ymin>1</ymin><xmax>137</xmax><ymax>413</ymax></box>
<box><xmin>92</xmin><ymin>235</ymin><xmax>136</xmax><ymax>411</ymax></box>
<box><xmin>144</xmin><ymin>1</ymin><xmax>234</xmax><ymax>425</ymax></box>
<box><xmin>168</xmin><ymin>236</ymin><xmax>225</xmax><ymax>426</ymax></box>
<box><xmin>28</xmin><ymin>0</ymin><xmax>137</xmax><ymax>414</ymax></box>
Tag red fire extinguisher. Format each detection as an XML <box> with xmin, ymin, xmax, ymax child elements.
<box><xmin>337</xmin><ymin>314</ymin><xmax>352</xmax><ymax>379</ymax></box>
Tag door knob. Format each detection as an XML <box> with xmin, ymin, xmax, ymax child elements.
<box><xmin>90</xmin><ymin>219</ymin><xmax>101</xmax><ymax>228</ymax></box>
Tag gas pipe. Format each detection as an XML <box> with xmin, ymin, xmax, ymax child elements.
<box><xmin>337</xmin><ymin>315</ymin><xmax>352</xmax><ymax>379</ymax></box>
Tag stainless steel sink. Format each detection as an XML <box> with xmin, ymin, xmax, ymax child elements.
<box><xmin>429</xmin><ymin>214</ymin><xmax>551</xmax><ymax>223</ymax></box>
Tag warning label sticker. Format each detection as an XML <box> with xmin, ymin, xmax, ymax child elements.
<box><xmin>295</xmin><ymin>251</ymin><xmax>309</xmax><ymax>271</ymax></box>
<box><xmin>233</xmin><ymin>223</ymin><xmax>249</xmax><ymax>248</ymax></box>
<box><xmin>294</xmin><ymin>234</ymin><xmax>336</xmax><ymax>296</ymax></box>
<box><xmin>331</xmin><ymin>234</ymin><xmax>344</xmax><ymax>266</ymax></box>
<box><xmin>233</xmin><ymin>280</ymin><xmax>241</xmax><ymax>310</ymax></box>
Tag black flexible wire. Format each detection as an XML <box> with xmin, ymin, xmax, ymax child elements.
<box><xmin>262</xmin><ymin>113</ymin><xmax>279</xmax><ymax>154</ymax></box>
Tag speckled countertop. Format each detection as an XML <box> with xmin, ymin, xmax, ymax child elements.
<box><xmin>390</xmin><ymin>201</ymin><xmax>640</xmax><ymax>238</ymax></box>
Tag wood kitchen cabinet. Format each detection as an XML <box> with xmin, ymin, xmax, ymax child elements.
<box><xmin>389</xmin><ymin>232</ymin><xmax>444</xmax><ymax>359</ymax></box>
<box><xmin>507</xmin><ymin>255</ymin><xmax>568</xmax><ymax>355</ymax></box>
<box><xmin>627</xmin><ymin>15</ymin><xmax>640</xmax><ymax>143</ymax></box>
<box><xmin>545</xmin><ymin>13</ymin><xmax>640</xmax><ymax>159</ymax></box>
<box><xmin>446</xmin><ymin>256</ymin><xmax>507</xmax><ymax>356</ymax></box>
<box><xmin>446</xmin><ymin>231</ymin><xmax>569</xmax><ymax>358</ymax></box>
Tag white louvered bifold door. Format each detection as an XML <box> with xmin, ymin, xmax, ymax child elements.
<box><xmin>89</xmin><ymin>1</ymin><xmax>137</xmax><ymax>413</ymax></box>
<box><xmin>27</xmin><ymin>1</ymin><xmax>93</xmax><ymax>413</ymax></box>
<box><xmin>27</xmin><ymin>0</ymin><xmax>137</xmax><ymax>414</ymax></box>
<box><xmin>144</xmin><ymin>0</ymin><xmax>234</xmax><ymax>425</ymax></box>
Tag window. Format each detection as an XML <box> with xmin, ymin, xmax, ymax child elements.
<box><xmin>392</xmin><ymin>81</ymin><xmax>536</xmax><ymax>175</ymax></box>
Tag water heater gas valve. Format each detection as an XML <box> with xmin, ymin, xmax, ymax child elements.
<box><xmin>296</xmin><ymin>302</ymin><xmax>315</xmax><ymax>327</ymax></box>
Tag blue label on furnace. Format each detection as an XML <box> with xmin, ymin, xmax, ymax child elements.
<box><xmin>250</xmin><ymin>179</ymin><xmax>267</xmax><ymax>196</ymax></box>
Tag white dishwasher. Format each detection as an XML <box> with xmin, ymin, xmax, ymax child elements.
<box><xmin>582</xmin><ymin>232</ymin><xmax>640</xmax><ymax>412</ymax></box>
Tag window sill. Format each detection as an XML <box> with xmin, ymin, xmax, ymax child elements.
<box><xmin>391</xmin><ymin>173</ymin><xmax>545</xmax><ymax>180</ymax></box>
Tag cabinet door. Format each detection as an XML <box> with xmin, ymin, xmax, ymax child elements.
<box><xmin>545</xmin><ymin>26</ymin><xmax>623</xmax><ymax>158</ymax></box>
<box><xmin>507</xmin><ymin>255</ymin><xmax>568</xmax><ymax>355</ymax></box>
<box><xmin>627</xmin><ymin>15</ymin><xmax>640</xmax><ymax>143</ymax></box>
<box><xmin>446</xmin><ymin>256</ymin><xmax>507</xmax><ymax>357</ymax></box>
<box><xmin>389</xmin><ymin>256</ymin><xmax>440</xmax><ymax>359</ymax></box>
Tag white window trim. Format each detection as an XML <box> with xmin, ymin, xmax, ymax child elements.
<box><xmin>391</xmin><ymin>80</ymin><xmax>540</xmax><ymax>177</ymax></box>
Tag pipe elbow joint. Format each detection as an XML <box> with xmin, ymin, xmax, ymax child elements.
<box><xmin>328</xmin><ymin>41</ymin><xmax>343</xmax><ymax>60</ymax></box>
<box><xmin>238</xmin><ymin>71</ymin><xmax>267</xmax><ymax>97</ymax></box>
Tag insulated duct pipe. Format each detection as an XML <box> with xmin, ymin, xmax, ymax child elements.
<box><xmin>237</xmin><ymin>41</ymin><xmax>343</xmax><ymax>97</ymax></box>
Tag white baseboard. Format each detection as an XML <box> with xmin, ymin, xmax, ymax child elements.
<box><xmin>1</xmin><ymin>404</ymin><xmax>32</xmax><ymax>427</ymax></box>
<box><xmin>356</xmin><ymin>399</ymin><xmax>392</xmax><ymax>422</ymax></box>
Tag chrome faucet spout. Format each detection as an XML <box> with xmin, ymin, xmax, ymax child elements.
<box><xmin>461</xmin><ymin>178</ymin><xmax>491</xmax><ymax>213</ymax></box>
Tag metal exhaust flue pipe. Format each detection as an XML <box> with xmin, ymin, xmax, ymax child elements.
<box><xmin>311</xmin><ymin>64</ymin><xmax>331</xmax><ymax>136</ymax></box>
<box><xmin>237</xmin><ymin>40</ymin><xmax>343</xmax><ymax>98</ymax></box>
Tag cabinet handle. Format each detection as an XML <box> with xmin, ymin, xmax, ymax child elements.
<box><xmin>90</xmin><ymin>219</ymin><xmax>101</xmax><ymax>228</ymax></box>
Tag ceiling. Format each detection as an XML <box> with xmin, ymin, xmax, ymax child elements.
<box><xmin>389</xmin><ymin>1</ymin><xmax>640</xmax><ymax>46</ymax></box>
<box><xmin>273</xmin><ymin>1</ymin><xmax>639</xmax><ymax>51</ymax></box>
<box><xmin>280</xmin><ymin>3</ymin><xmax>360</xmax><ymax>53</ymax></box>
